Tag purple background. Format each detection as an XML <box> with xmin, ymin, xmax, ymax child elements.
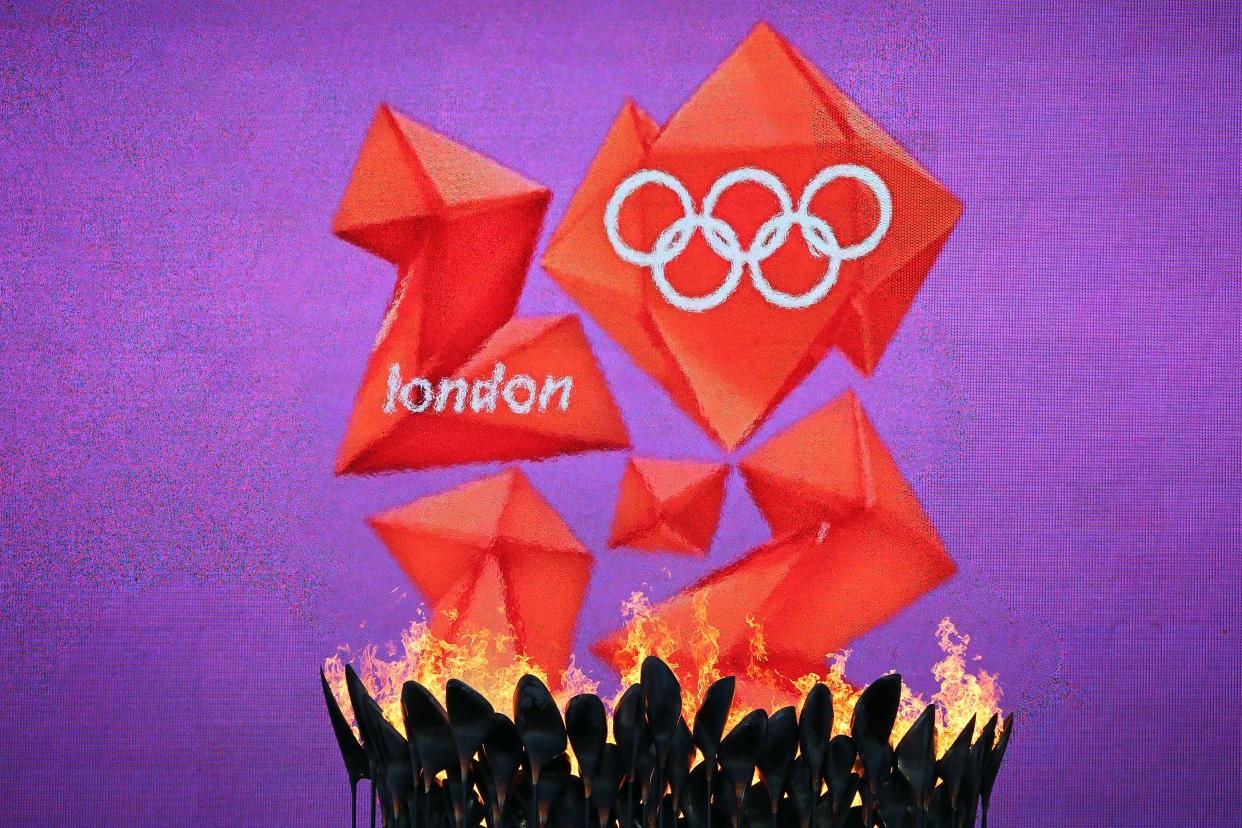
<box><xmin>2</xmin><ymin>0</ymin><xmax>1240</xmax><ymax>824</ymax></box>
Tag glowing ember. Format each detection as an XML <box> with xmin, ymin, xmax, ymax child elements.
<box><xmin>325</xmin><ymin>594</ymin><xmax>1001</xmax><ymax>757</ymax></box>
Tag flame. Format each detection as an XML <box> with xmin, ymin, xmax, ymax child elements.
<box><xmin>606</xmin><ymin>593</ymin><xmax>1003</xmax><ymax>751</ymax></box>
<box><xmin>326</xmin><ymin>598</ymin><xmax>1003</xmax><ymax>755</ymax></box>
<box><xmin>929</xmin><ymin>617</ymin><xmax>1003</xmax><ymax>743</ymax></box>
<box><xmin>323</xmin><ymin>611</ymin><xmax>599</xmax><ymax>739</ymax></box>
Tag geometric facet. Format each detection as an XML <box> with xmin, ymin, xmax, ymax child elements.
<box><xmin>332</xmin><ymin>106</ymin><xmax>631</xmax><ymax>476</ymax></box>
<box><xmin>542</xmin><ymin>24</ymin><xmax>962</xmax><ymax>451</ymax></box>
<box><xmin>368</xmin><ymin>469</ymin><xmax>593</xmax><ymax>686</ymax></box>
<box><xmin>594</xmin><ymin>523</ymin><xmax>955</xmax><ymax>683</ymax></box>
<box><xmin>738</xmin><ymin>389</ymin><xmax>942</xmax><ymax>543</ymax></box>
<box><xmin>594</xmin><ymin>390</ymin><xmax>955</xmax><ymax>679</ymax></box>
<box><xmin>336</xmin><ymin>314</ymin><xmax>630</xmax><ymax>475</ymax></box>
<box><xmin>607</xmin><ymin>457</ymin><xmax>728</xmax><ymax>556</ymax></box>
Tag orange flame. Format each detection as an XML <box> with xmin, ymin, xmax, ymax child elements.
<box><xmin>323</xmin><ymin>611</ymin><xmax>599</xmax><ymax>740</ymax></box>
<box><xmin>325</xmin><ymin>597</ymin><xmax>1003</xmax><ymax>755</ymax></box>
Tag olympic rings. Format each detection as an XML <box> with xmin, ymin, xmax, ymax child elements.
<box><xmin>603</xmin><ymin>165</ymin><xmax>892</xmax><ymax>311</ymax></box>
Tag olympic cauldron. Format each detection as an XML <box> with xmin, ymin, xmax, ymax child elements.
<box><xmin>322</xmin><ymin>656</ymin><xmax>1012</xmax><ymax>828</ymax></box>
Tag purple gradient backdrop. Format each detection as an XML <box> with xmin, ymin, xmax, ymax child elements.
<box><xmin>2</xmin><ymin>0</ymin><xmax>1240</xmax><ymax>824</ymax></box>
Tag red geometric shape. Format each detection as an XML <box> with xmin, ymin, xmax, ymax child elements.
<box><xmin>607</xmin><ymin>457</ymin><xmax>728</xmax><ymax>556</ymax></box>
<box><xmin>337</xmin><ymin>314</ymin><xmax>630</xmax><ymax>475</ymax></box>
<box><xmin>542</xmin><ymin>24</ymin><xmax>961</xmax><ymax>450</ymax></box>
<box><xmin>541</xmin><ymin>101</ymin><xmax>696</xmax><ymax>411</ymax></box>
<box><xmin>593</xmin><ymin>390</ymin><xmax>955</xmax><ymax>679</ymax></box>
<box><xmin>333</xmin><ymin>104</ymin><xmax>552</xmax><ymax>383</ymax></box>
<box><xmin>369</xmin><ymin>468</ymin><xmax>593</xmax><ymax>686</ymax></box>
<box><xmin>738</xmin><ymin>389</ymin><xmax>943</xmax><ymax>543</ymax></box>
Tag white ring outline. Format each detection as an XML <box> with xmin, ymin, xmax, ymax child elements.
<box><xmin>603</xmin><ymin>164</ymin><xmax>893</xmax><ymax>311</ymax></box>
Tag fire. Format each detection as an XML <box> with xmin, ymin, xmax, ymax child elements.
<box><xmin>325</xmin><ymin>596</ymin><xmax>1003</xmax><ymax>755</ymax></box>
<box><xmin>928</xmin><ymin>617</ymin><xmax>1003</xmax><ymax>743</ymax></box>
<box><xmin>323</xmin><ymin>609</ymin><xmax>600</xmax><ymax>737</ymax></box>
<box><xmin>607</xmin><ymin>592</ymin><xmax>1002</xmax><ymax>751</ymax></box>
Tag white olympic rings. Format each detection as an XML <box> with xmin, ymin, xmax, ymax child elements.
<box><xmin>603</xmin><ymin>165</ymin><xmax>892</xmax><ymax>311</ymax></box>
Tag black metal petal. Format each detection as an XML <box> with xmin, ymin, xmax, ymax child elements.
<box><xmin>680</xmin><ymin>762</ymin><xmax>712</xmax><ymax>828</ymax></box>
<box><xmin>958</xmin><ymin>715</ymin><xmax>995</xmax><ymax>828</ymax></box>
<box><xmin>718</xmin><ymin>709</ymin><xmax>768</xmax><ymax>828</ymax></box>
<box><xmin>345</xmin><ymin>666</ymin><xmax>394</xmax><ymax>826</ymax></box>
<box><xmin>348</xmin><ymin>668</ymin><xmax>413</xmax><ymax>827</ymax></box>
<box><xmin>592</xmin><ymin>742</ymin><xmax>627</xmax><ymax>828</ymax></box>
<box><xmin>515</xmin><ymin>674</ymin><xmax>569</xmax><ymax>776</ymax></box>
<box><xmin>743</xmin><ymin>781</ymin><xmax>771</xmax><ymax>828</ymax></box>
<box><xmin>787</xmin><ymin>755</ymin><xmax>815</xmax><ymax>828</ymax></box>
<box><xmin>551</xmin><ymin>772</ymin><xmax>587</xmax><ymax>828</ymax></box>
<box><xmin>482</xmin><ymin>713</ymin><xmax>524</xmax><ymax>828</ymax></box>
<box><xmin>614</xmin><ymin>684</ymin><xmax>649</xmax><ymax>828</ymax></box>
<box><xmin>448</xmin><ymin>679</ymin><xmax>495</xmax><ymax>770</ymax></box>
<box><xmin>443</xmin><ymin>679</ymin><xmax>494</xmax><ymax>826</ymax></box>
<box><xmin>321</xmin><ymin>667</ymin><xmax>370</xmax><ymax>787</ymax></box>
<box><xmin>797</xmin><ymin>682</ymin><xmax>833</xmax><ymax>828</ymax></box>
<box><xmin>878</xmin><ymin>771</ymin><xmax>913</xmax><ymax>828</ymax></box>
<box><xmin>666</xmin><ymin>718</ymin><xmax>696</xmax><ymax>803</ymax></box>
<box><xmin>693</xmin><ymin>676</ymin><xmax>735</xmax><ymax>779</ymax></box>
<box><xmin>641</xmin><ymin>657</ymin><xmax>683</xmax><ymax>759</ymax></box>
<box><xmin>402</xmin><ymin>681</ymin><xmax>457</xmax><ymax>784</ymax></box>
<box><xmin>979</xmin><ymin>714</ymin><xmax>1013</xmax><ymax>828</ymax></box>
<box><xmin>824</xmin><ymin>735</ymin><xmax>856</xmax><ymax>824</ymax></box>
<box><xmin>894</xmin><ymin>704</ymin><xmax>936</xmax><ymax>813</ymax></box>
<box><xmin>567</xmin><ymin>693</ymin><xmax>609</xmax><ymax>795</ymax></box>
<box><xmin>850</xmin><ymin>674</ymin><xmax>902</xmax><ymax>826</ymax></box>
<box><xmin>934</xmin><ymin>715</ymin><xmax>974</xmax><ymax>826</ymax></box>
<box><xmin>849</xmin><ymin>674</ymin><xmax>901</xmax><ymax>772</ymax></box>
<box><xmin>757</xmin><ymin>705</ymin><xmax>798</xmax><ymax>823</ymax></box>
<box><xmin>535</xmin><ymin>753</ymin><xmax>573</xmax><ymax>828</ymax></box>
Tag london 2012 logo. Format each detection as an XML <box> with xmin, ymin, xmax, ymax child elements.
<box><xmin>328</xmin><ymin>21</ymin><xmax>967</xmax><ymax>701</ymax></box>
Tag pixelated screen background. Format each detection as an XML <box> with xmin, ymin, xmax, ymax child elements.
<box><xmin>2</xmin><ymin>0</ymin><xmax>1240</xmax><ymax>824</ymax></box>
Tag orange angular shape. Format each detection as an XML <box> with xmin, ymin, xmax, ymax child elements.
<box><xmin>592</xmin><ymin>534</ymin><xmax>800</xmax><ymax>675</ymax></box>
<box><xmin>337</xmin><ymin>314</ymin><xmax>630</xmax><ymax>475</ymax></box>
<box><xmin>334</xmin><ymin>105</ymin><xmax>551</xmax><ymax>383</ymax></box>
<box><xmin>330</xmin><ymin>107</ymin><xmax>632</xmax><ymax>476</ymax></box>
<box><xmin>369</xmin><ymin>469</ymin><xmax>594</xmax><ymax>685</ymax></box>
<box><xmin>738</xmin><ymin>389</ymin><xmax>941</xmax><ymax>548</ymax></box>
<box><xmin>332</xmin><ymin>106</ymin><xmax>443</xmax><ymax>264</ymax></box>
<box><xmin>543</xmin><ymin>25</ymin><xmax>961</xmax><ymax>449</ymax></box>
<box><xmin>333</xmin><ymin>105</ymin><xmax>547</xmax><ymax>259</ymax></box>
<box><xmin>429</xmin><ymin>557</ymin><xmax>516</xmax><ymax>658</ymax></box>
<box><xmin>594</xmin><ymin>526</ymin><xmax>954</xmax><ymax>682</ymax></box>
<box><xmin>500</xmin><ymin>535</ymin><xmax>594</xmax><ymax>681</ymax></box>
<box><xmin>387</xmin><ymin>115</ymin><xmax>549</xmax><ymax>210</ymax></box>
<box><xmin>332</xmin><ymin>105</ymin><xmax>546</xmax><ymax>250</ymax></box>
<box><xmin>605</xmin><ymin>462</ymin><xmax>662</xmax><ymax>546</ymax></box>
<box><xmin>594</xmin><ymin>391</ymin><xmax>954</xmax><ymax>679</ymax></box>
<box><xmin>607</xmin><ymin>457</ymin><xmax>728</xmax><ymax>556</ymax></box>
<box><xmin>657</xmin><ymin>22</ymin><xmax>848</xmax><ymax>152</ymax></box>
<box><xmin>831</xmin><ymin>230</ymin><xmax>955</xmax><ymax>374</ymax></box>
<box><xmin>737</xmin><ymin>391</ymin><xmax>872</xmax><ymax>535</ymax></box>
<box><xmin>540</xmin><ymin>102</ymin><xmax>704</xmax><ymax>426</ymax></box>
